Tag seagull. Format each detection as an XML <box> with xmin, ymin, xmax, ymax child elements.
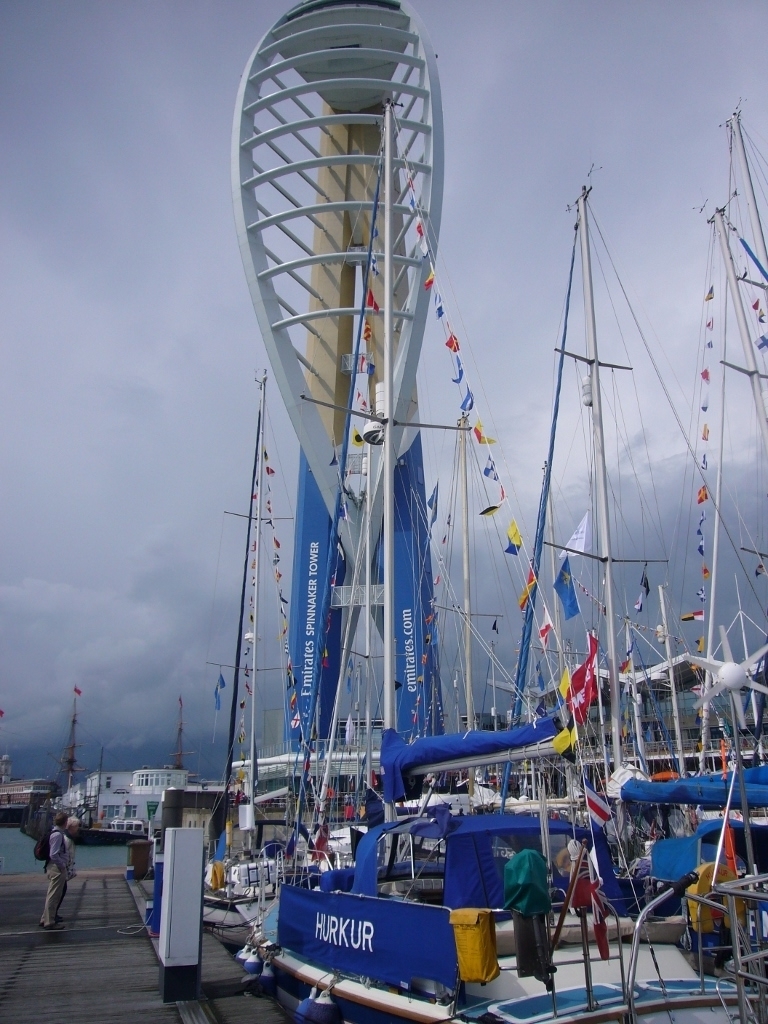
<box><xmin>689</xmin><ymin>626</ymin><xmax>768</xmax><ymax>729</ymax></box>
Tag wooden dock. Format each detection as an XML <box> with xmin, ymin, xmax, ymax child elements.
<box><xmin>0</xmin><ymin>866</ymin><xmax>290</xmax><ymax>1024</ymax></box>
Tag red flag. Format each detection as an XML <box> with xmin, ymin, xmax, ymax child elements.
<box><xmin>266</xmin><ymin>466</ymin><xmax>275</xmax><ymax>475</ymax></box>
<box><xmin>753</xmin><ymin>299</ymin><xmax>760</xmax><ymax>311</ymax></box>
<box><xmin>366</xmin><ymin>288</ymin><xmax>380</xmax><ymax>312</ymax></box>
<box><xmin>273</xmin><ymin>537</ymin><xmax>281</xmax><ymax>549</ymax></box>
<box><xmin>697</xmin><ymin>485</ymin><xmax>709</xmax><ymax>504</ymax></box>
<box><xmin>701</xmin><ymin>368</ymin><xmax>710</xmax><ymax>383</ymax></box>
<box><xmin>445</xmin><ymin>333</ymin><xmax>460</xmax><ymax>353</ymax></box>
<box><xmin>74</xmin><ymin>686</ymin><xmax>82</xmax><ymax>696</ymax></box>
<box><xmin>363</xmin><ymin>318</ymin><xmax>372</xmax><ymax>342</ymax></box>
<box><xmin>0</xmin><ymin>709</ymin><xmax>4</xmax><ymax>718</ymax></box>
<box><xmin>568</xmin><ymin>633</ymin><xmax>598</xmax><ymax>725</ymax></box>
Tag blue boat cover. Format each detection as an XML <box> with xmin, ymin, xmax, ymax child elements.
<box><xmin>620</xmin><ymin>777</ymin><xmax>768</xmax><ymax>809</ymax></box>
<box><xmin>278</xmin><ymin>883</ymin><xmax>458</xmax><ymax>990</ymax></box>
<box><xmin>350</xmin><ymin>813</ymin><xmax>622</xmax><ymax>907</ymax></box>
<box><xmin>651</xmin><ymin>819</ymin><xmax>768</xmax><ymax>879</ymax></box>
<box><xmin>380</xmin><ymin>717</ymin><xmax>557</xmax><ymax>803</ymax></box>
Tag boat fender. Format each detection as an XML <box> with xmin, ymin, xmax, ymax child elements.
<box><xmin>235</xmin><ymin>945</ymin><xmax>251</xmax><ymax>965</ymax></box>
<box><xmin>297</xmin><ymin>989</ymin><xmax>340</xmax><ymax>1024</ymax></box>
<box><xmin>295</xmin><ymin>987</ymin><xmax>318</xmax><ymax>1024</ymax></box>
<box><xmin>243</xmin><ymin>952</ymin><xmax>263</xmax><ymax>976</ymax></box>
<box><xmin>258</xmin><ymin>962</ymin><xmax>277</xmax><ymax>996</ymax></box>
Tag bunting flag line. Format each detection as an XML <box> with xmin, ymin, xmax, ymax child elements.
<box><xmin>451</xmin><ymin>355</ymin><xmax>464</xmax><ymax>384</ymax></box>
<box><xmin>366</xmin><ymin>287</ymin><xmax>379</xmax><ymax>312</ymax></box>
<box><xmin>424</xmin><ymin>268</ymin><xmax>435</xmax><ymax>290</ymax></box>
<box><xmin>519</xmin><ymin>566</ymin><xmax>537</xmax><ymax>611</ymax></box>
<box><xmin>352</xmin><ymin>428</ymin><xmax>364</xmax><ymax>447</ymax></box>
<box><xmin>584</xmin><ymin>778</ymin><xmax>611</xmax><ymax>827</ymax></box>
<box><xmin>460</xmin><ymin>387</ymin><xmax>474</xmax><ymax>412</ymax></box>
<box><xmin>757</xmin><ymin>562</ymin><xmax>767</xmax><ymax>577</ymax></box>
<box><xmin>445</xmin><ymin>333</ymin><xmax>460</xmax><ymax>353</ymax></box>
<box><xmin>705</xmin><ymin>285</ymin><xmax>714</xmax><ymax>301</ymax></box>
<box><xmin>483</xmin><ymin>455</ymin><xmax>499</xmax><ymax>480</ymax></box>
<box><xmin>473</xmin><ymin>420</ymin><xmax>496</xmax><ymax>444</ymax></box>
<box><xmin>74</xmin><ymin>686</ymin><xmax>82</xmax><ymax>696</ymax></box>
<box><xmin>702</xmin><ymin>563</ymin><xmax>711</xmax><ymax>579</ymax></box>
<box><xmin>681</xmin><ymin>609</ymin><xmax>705</xmax><ymax>622</ymax></box>
<box><xmin>504</xmin><ymin>519</ymin><xmax>522</xmax><ymax>555</ymax></box>
<box><xmin>702</xmin><ymin>424</ymin><xmax>709</xmax><ymax>441</ymax></box>
<box><xmin>697</xmin><ymin>586</ymin><xmax>706</xmax><ymax>603</ymax></box>
<box><xmin>757</xmin><ymin>334</ymin><xmax>768</xmax><ymax>351</ymax></box>
<box><xmin>539</xmin><ymin>607</ymin><xmax>553</xmax><ymax>646</ymax></box>
<box><xmin>697</xmin><ymin>485</ymin><xmax>709</xmax><ymax>504</ymax></box>
<box><xmin>480</xmin><ymin>504</ymin><xmax>501</xmax><ymax>516</ymax></box>
<box><xmin>697</xmin><ymin>636</ymin><xmax>706</xmax><ymax>652</ymax></box>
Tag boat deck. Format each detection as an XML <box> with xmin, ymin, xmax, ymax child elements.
<box><xmin>0</xmin><ymin>866</ymin><xmax>290</xmax><ymax>1024</ymax></box>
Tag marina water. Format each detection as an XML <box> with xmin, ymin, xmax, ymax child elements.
<box><xmin>0</xmin><ymin>828</ymin><xmax>127</xmax><ymax>874</ymax></box>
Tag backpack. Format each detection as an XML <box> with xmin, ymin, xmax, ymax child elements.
<box><xmin>34</xmin><ymin>828</ymin><xmax>54</xmax><ymax>863</ymax></box>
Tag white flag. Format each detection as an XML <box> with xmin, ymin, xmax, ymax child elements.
<box><xmin>345</xmin><ymin>713</ymin><xmax>356</xmax><ymax>746</ymax></box>
<box><xmin>560</xmin><ymin>511</ymin><xmax>591</xmax><ymax>559</ymax></box>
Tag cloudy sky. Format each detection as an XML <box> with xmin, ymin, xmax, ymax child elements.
<box><xmin>2</xmin><ymin>1</ymin><xmax>768</xmax><ymax>780</ymax></box>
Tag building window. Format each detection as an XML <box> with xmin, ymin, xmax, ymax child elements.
<box><xmin>105</xmin><ymin>777</ymin><xmax>112</xmax><ymax>789</ymax></box>
<box><xmin>123</xmin><ymin>805</ymin><xmax>137</xmax><ymax>819</ymax></box>
<box><xmin>103</xmin><ymin>805</ymin><xmax>119</xmax><ymax>819</ymax></box>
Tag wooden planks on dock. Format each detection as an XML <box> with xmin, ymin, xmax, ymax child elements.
<box><xmin>0</xmin><ymin>869</ymin><xmax>180</xmax><ymax>1023</ymax></box>
<box><xmin>0</xmin><ymin>868</ymin><xmax>291</xmax><ymax>1024</ymax></box>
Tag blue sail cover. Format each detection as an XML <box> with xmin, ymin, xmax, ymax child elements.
<box><xmin>620</xmin><ymin>777</ymin><xmax>768</xmax><ymax>809</ymax></box>
<box><xmin>380</xmin><ymin>718</ymin><xmax>557</xmax><ymax>803</ymax></box>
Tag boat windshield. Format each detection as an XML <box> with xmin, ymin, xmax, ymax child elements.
<box><xmin>490</xmin><ymin>830</ymin><xmax>571</xmax><ymax>881</ymax></box>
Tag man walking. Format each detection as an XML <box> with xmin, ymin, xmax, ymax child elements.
<box><xmin>40</xmin><ymin>811</ymin><xmax>69</xmax><ymax>930</ymax></box>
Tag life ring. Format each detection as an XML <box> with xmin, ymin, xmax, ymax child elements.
<box><xmin>686</xmin><ymin>862</ymin><xmax>746</xmax><ymax>933</ymax></box>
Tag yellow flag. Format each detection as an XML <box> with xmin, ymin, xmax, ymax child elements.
<box><xmin>558</xmin><ymin>668</ymin><xmax>570</xmax><ymax>699</ymax></box>
<box><xmin>553</xmin><ymin>722</ymin><xmax>577</xmax><ymax>756</ymax></box>
<box><xmin>473</xmin><ymin>419</ymin><xmax>496</xmax><ymax>444</ymax></box>
<box><xmin>352</xmin><ymin>428</ymin><xmax>364</xmax><ymax>447</ymax></box>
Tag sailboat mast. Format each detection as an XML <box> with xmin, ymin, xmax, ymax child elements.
<box><xmin>383</xmin><ymin>100</ymin><xmax>396</xmax><ymax>740</ymax></box>
<box><xmin>713</xmin><ymin>209</ymin><xmax>768</xmax><ymax>461</ymax></box>
<box><xmin>248</xmin><ymin>373</ymin><xmax>267</xmax><ymax>804</ymax></box>
<box><xmin>364</xmin><ymin>450</ymin><xmax>373</xmax><ymax>788</ymax></box>
<box><xmin>730</xmin><ymin>112</ymin><xmax>768</xmax><ymax>274</ymax></box>
<box><xmin>700</xmin><ymin>323</ymin><xmax>727</xmax><ymax>770</ymax></box>
<box><xmin>576</xmin><ymin>188</ymin><xmax>622</xmax><ymax>770</ymax></box>
<box><xmin>658</xmin><ymin>586</ymin><xmax>684</xmax><ymax>774</ymax></box>
<box><xmin>459</xmin><ymin>414</ymin><xmax>474</xmax><ymax>737</ymax></box>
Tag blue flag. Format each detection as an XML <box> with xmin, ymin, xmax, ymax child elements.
<box><xmin>427</xmin><ymin>482</ymin><xmax>438</xmax><ymax>528</ymax></box>
<box><xmin>214</xmin><ymin>672</ymin><xmax>226</xmax><ymax>711</ymax></box>
<box><xmin>554</xmin><ymin>556</ymin><xmax>580</xmax><ymax>620</ymax></box>
<box><xmin>460</xmin><ymin>387</ymin><xmax>474</xmax><ymax>412</ymax></box>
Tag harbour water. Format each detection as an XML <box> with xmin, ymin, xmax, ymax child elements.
<box><xmin>0</xmin><ymin>827</ymin><xmax>128</xmax><ymax>874</ymax></box>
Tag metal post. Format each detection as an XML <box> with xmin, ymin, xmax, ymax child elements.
<box><xmin>714</xmin><ymin>209</ymin><xmax>768</xmax><ymax>462</ymax></box>
<box><xmin>731</xmin><ymin>692</ymin><xmax>757</xmax><ymax>876</ymax></box>
<box><xmin>627</xmin><ymin>620</ymin><xmax>646</xmax><ymax>771</ymax></box>
<box><xmin>658</xmin><ymin>585</ymin><xmax>685</xmax><ymax>775</ymax></box>
<box><xmin>248</xmin><ymin>373</ymin><xmax>267</xmax><ymax>818</ymax></box>
<box><xmin>577</xmin><ymin>188</ymin><xmax>622</xmax><ymax>770</ymax></box>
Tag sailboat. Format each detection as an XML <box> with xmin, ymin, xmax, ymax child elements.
<box><xmin>217</xmin><ymin>2</ymin><xmax>754</xmax><ymax>1020</ymax></box>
